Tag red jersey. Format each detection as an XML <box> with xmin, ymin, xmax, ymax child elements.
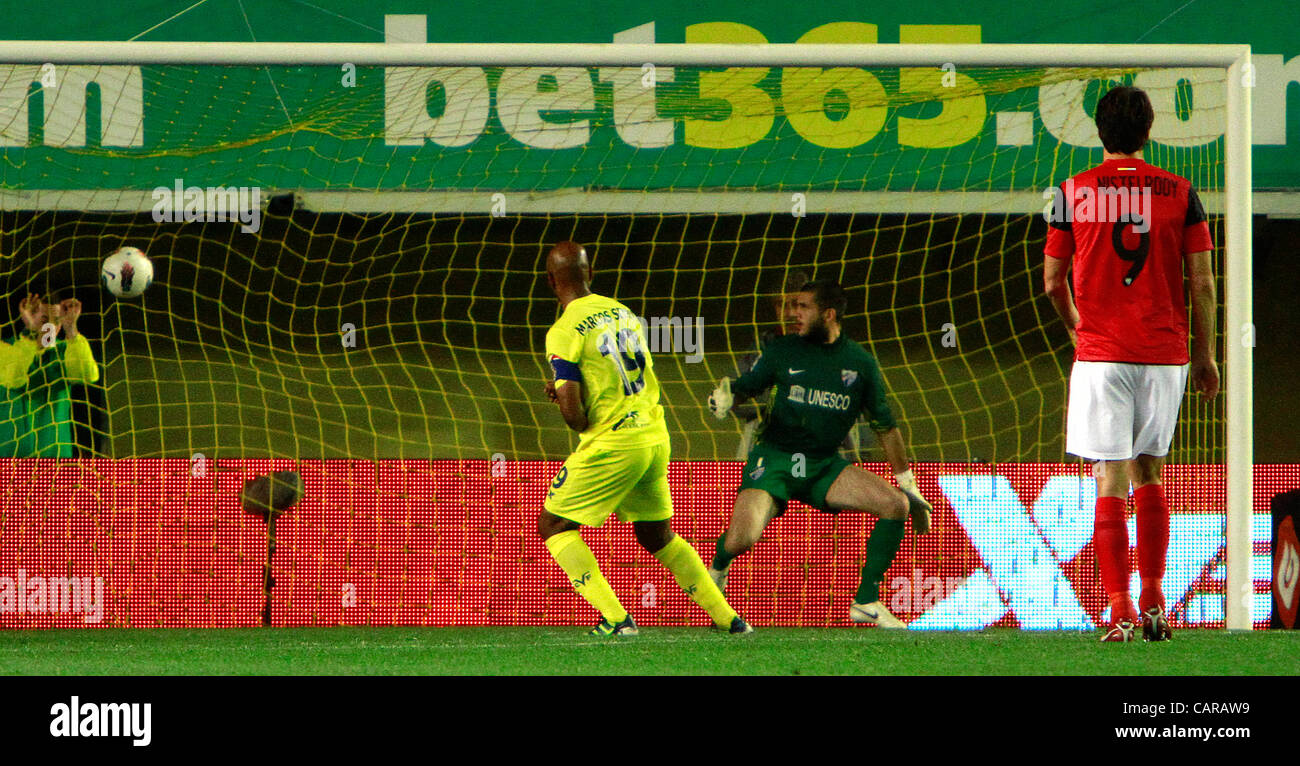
<box><xmin>1044</xmin><ymin>158</ymin><xmax>1214</xmax><ymax>365</ymax></box>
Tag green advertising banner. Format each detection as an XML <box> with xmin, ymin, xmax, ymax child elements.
<box><xmin>2</xmin><ymin>0</ymin><xmax>1298</xmax><ymax>196</ymax></box>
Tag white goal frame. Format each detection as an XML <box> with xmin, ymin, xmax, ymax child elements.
<box><xmin>1</xmin><ymin>41</ymin><xmax>1255</xmax><ymax>630</ymax></box>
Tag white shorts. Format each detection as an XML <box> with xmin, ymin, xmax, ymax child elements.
<box><xmin>1065</xmin><ymin>361</ymin><xmax>1190</xmax><ymax>461</ymax></box>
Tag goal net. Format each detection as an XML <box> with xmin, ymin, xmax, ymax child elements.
<box><xmin>0</xmin><ymin>40</ymin><xmax>1259</xmax><ymax>630</ymax></box>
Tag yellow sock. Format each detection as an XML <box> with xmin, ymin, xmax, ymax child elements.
<box><xmin>545</xmin><ymin>530</ymin><xmax>627</xmax><ymax>623</ymax></box>
<box><xmin>654</xmin><ymin>535</ymin><xmax>738</xmax><ymax>627</ymax></box>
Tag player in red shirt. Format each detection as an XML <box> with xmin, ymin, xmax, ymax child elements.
<box><xmin>1043</xmin><ymin>85</ymin><xmax>1219</xmax><ymax>642</ymax></box>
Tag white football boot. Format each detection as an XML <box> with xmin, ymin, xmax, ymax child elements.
<box><xmin>849</xmin><ymin>600</ymin><xmax>907</xmax><ymax>629</ymax></box>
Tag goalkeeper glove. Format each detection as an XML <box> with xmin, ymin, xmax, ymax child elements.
<box><xmin>895</xmin><ymin>468</ymin><xmax>933</xmax><ymax>534</ymax></box>
<box><xmin>708</xmin><ymin>377</ymin><xmax>734</xmax><ymax>420</ymax></box>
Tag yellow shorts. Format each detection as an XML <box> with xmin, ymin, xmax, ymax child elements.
<box><xmin>543</xmin><ymin>442</ymin><xmax>673</xmax><ymax>527</ymax></box>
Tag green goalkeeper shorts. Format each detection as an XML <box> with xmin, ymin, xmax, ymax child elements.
<box><xmin>737</xmin><ymin>442</ymin><xmax>852</xmax><ymax>516</ymax></box>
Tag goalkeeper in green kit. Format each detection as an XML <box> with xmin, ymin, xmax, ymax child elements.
<box><xmin>706</xmin><ymin>279</ymin><xmax>933</xmax><ymax>628</ymax></box>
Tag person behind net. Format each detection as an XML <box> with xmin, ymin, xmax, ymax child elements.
<box><xmin>1043</xmin><ymin>85</ymin><xmax>1218</xmax><ymax>643</ymax></box>
<box><xmin>0</xmin><ymin>293</ymin><xmax>100</xmax><ymax>457</ymax></box>
<box><xmin>732</xmin><ymin>269</ymin><xmax>866</xmax><ymax>462</ymax></box>
<box><xmin>706</xmin><ymin>279</ymin><xmax>933</xmax><ymax>628</ymax></box>
<box><xmin>538</xmin><ymin>241</ymin><xmax>752</xmax><ymax>636</ymax></box>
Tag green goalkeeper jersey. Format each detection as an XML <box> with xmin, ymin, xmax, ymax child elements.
<box><xmin>731</xmin><ymin>332</ymin><xmax>896</xmax><ymax>458</ymax></box>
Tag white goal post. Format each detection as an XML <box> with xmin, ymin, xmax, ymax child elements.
<box><xmin>0</xmin><ymin>41</ymin><xmax>1255</xmax><ymax>630</ymax></box>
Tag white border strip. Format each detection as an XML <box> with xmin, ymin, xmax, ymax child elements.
<box><xmin>2</xmin><ymin>189</ymin><xmax>1294</xmax><ymax>216</ymax></box>
<box><xmin>0</xmin><ymin>39</ymin><xmax>1260</xmax><ymax>630</ymax></box>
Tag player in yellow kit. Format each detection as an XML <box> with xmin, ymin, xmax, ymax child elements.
<box><xmin>539</xmin><ymin>241</ymin><xmax>752</xmax><ymax>636</ymax></box>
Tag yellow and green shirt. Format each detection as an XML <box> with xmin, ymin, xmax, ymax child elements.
<box><xmin>0</xmin><ymin>334</ymin><xmax>100</xmax><ymax>457</ymax></box>
<box><xmin>545</xmin><ymin>293</ymin><xmax>669</xmax><ymax>452</ymax></box>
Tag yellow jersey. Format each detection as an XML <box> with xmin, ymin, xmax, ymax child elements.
<box><xmin>545</xmin><ymin>293</ymin><xmax>669</xmax><ymax>451</ymax></box>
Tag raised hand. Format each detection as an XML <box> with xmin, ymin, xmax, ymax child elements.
<box><xmin>18</xmin><ymin>293</ymin><xmax>45</xmax><ymax>332</ymax></box>
<box><xmin>59</xmin><ymin>298</ymin><xmax>82</xmax><ymax>338</ymax></box>
<box><xmin>18</xmin><ymin>291</ymin><xmax>49</xmax><ymax>330</ymax></box>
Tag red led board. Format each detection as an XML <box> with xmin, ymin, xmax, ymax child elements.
<box><xmin>0</xmin><ymin>459</ymin><xmax>1289</xmax><ymax>630</ymax></box>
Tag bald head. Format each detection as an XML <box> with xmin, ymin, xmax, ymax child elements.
<box><xmin>546</xmin><ymin>241</ymin><xmax>592</xmax><ymax>300</ymax></box>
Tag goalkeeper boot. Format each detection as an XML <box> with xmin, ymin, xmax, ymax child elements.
<box><xmin>849</xmin><ymin>600</ymin><xmax>907</xmax><ymax>629</ymax></box>
<box><xmin>706</xmin><ymin>564</ymin><xmax>729</xmax><ymax>593</ymax></box>
<box><xmin>1141</xmin><ymin>605</ymin><xmax>1172</xmax><ymax>642</ymax></box>
<box><xmin>590</xmin><ymin>613</ymin><xmax>639</xmax><ymax>637</ymax></box>
<box><xmin>1100</xmin><ymin>618</ymin><xmax>1136</xmax><ymax>642</ymax></box>
<box><xmin>711</xmin><ymin>615</ymin><xmax>754</xmax><ymax>634</ymax></box>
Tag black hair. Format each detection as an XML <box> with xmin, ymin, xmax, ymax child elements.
<box><xmin>799</xmin><ymin>279</ymin><xmax>848</xmax><ymax>324</ymax></box>
<box><xmin>1095</xmin><ymin>85</ymin><xmax>1154</xmax><ymax>154</ymax></box>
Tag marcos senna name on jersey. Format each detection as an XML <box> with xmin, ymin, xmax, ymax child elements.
<box><xmin>732</xmin><ymin>333</ymin><xmax>897</xmax><ymax>457</ymax></box>
<box><xmin>546</xmin><ymin>293</ymin><xmax>668</xmax><ymax>450</ymax></box>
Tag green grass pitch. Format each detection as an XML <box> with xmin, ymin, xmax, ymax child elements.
<box><xmin>2</xmin><ymin>628</ymin><xmax>1295</xmax><ymax>675</ymax></box>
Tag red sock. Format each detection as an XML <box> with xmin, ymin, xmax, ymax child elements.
<box><xmin>1134</xmin><ymin>483</ymin><xmax>1169</xmax><ymax>612</ymax></box>
<box><xmin>1094</xmin><ymin>496</ymin><xmax>1134</xmax><ymax>621</ymax></box>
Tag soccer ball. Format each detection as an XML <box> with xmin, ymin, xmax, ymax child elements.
<box><xmin>102</xmin><ymin>247</ymin><xmax>154</xmax><ymax>298</ymax></box>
